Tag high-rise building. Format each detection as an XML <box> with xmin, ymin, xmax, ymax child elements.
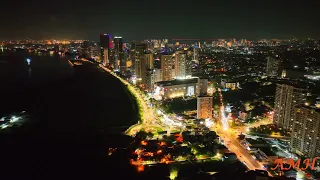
<box><xmin>114</xmin><ymin>37</ymin><xmax>123</xmax><ymax>52</ymax></box>
<box><xmin>154</xmin><ymin>69</ymin><xmax>162</xmax><ymax>83</ymax></box>
<box><xmin>144</xmin><ymin>53</ymin><xmax>153</xmax><ymax>70</ymax></box>
<box><xmin>82</xmin><ymin>41</ymin><xmax>90</xmax><ymax>58</ymax></box>
<box><xmin>141</xmin><ymin>53</ymin><xmax>154</xmax><ymax>89</ymax></box>
<box><xmin>185</xmin><ymin>54</ymin><xmax>193</xmax><ymax>78</ymax></box>
<box><xmin>199</xmin><ymin>78</ymin><xmax>208</xmax><ymax>96</ymax></box>
<box><xmin>197</xmin><ymin>96</ymin><xmax>213</xmax><ymax>119</ymax></box>
<box><xmin>291</xmin><ymin>106</ymin><xmax>320</xmax><ymax>158</ymax></box>
<box><xmin>273</xmin><ymin>84</ymin><xmax>307</xmax><ymax>130</ymax></box>
<box><xmin>100</xmin><ymin>34</ymin><xmax>112</xmax><ymax>66</ymax></box>
<box><xmin>114</xmin><ymin>36</ymin><xmax>124</xmax><ymax>72</ymax></box>
<box><xmin>161</xmin><ymin>54</ymin><xmax>174</xmax><ymax>81</ymax></box>
<box><xmin>131</xmin><ymin>42</ymin><xmax>148</xmax><ymax>79</ymax></box>
<box><xmin>265</xmin><ymin>56</ymin><xmax>280</xmax><ymax>77</ymax></box>
<box><xmin>86</xmin><ymin>42</ymin><xmax>100</xmax><ymax>59</ymax></box>
<box><xmin>89</xmin><ymin>45</ymin><xmax>100</xmax><ymax>60</ymax></box>
<box><xmin>175</xmin><ymin>53</ymin><xmax>186</xmax><ymax>79</ymax></box>
<box><xmin>145</xmin><ymin>71</ymin><xmax>154</xmax><ymax>92</ymax></box>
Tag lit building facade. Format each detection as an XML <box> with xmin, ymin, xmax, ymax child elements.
<box><xmin>154</xmin><ymin>69</ymin><xmax>162</xmax><ymax>83</ymax></box>
<box><xmin>113</xmin><ymin>36</ymin><xmax>123</xmax><ymax>72</ymax></box>
<box><xmin>265</xmin><ymin>56</ymin><xmax>280</xmax><ymax>77</ymax></box>
<box><xmin>197</xmin><ymin>96</ymin><xmax>213</xmax><ymax>119</ymax></box>
<box><xmin>131</xmin><ymin>42</ymin><xmax>148</xmax><ymax>80</ymax></box>
<box><xmin>100</xmin><ymin>34</ymin><xmax>112</xmax><ymax>66</ymax></box>
<box><xmin>161</xmin><ymin>54</ymin><xmax>174</xmax><ymax>81</ymax></box>
<box><xmin>221</xmin><ymin>79</ymin><xmax>239</xmax><ymax>90</ymax></box>
<box><xmin>145</xmin><ymin>71</ymin><xmax>154</xmax><ymax>92</ymax></box>
<box><xmin>141</xmin><ymin>53</ymin><xmax>154</xmax><ymax>91</ymax></box>
<box><xmin>273</xmin><ymin>84</ymin><xmax>307</xmax><ymax>130</ymax></box>
<box><xmin>225</xmin><ymin>82</ymin><xmax>238</xmax><ymax>90</ymax></box>
<box><xmin>153</xmin><ymin>78</ymin><xmax>199</xmax><ymax>100</ymax></box>
<box><xmin>175</xmin><ymin>53</ymin><xmax>186</xmax><ymax>79</ymax></box>
<box><xmin>198</xmin><ymin>78</ymin><xmax>208</xmax><ymax>96</ymax></box>
<box><xmin>291</xmin><ymin>106</ymin><xmax>320</xmax><ymax>158</ymax></box>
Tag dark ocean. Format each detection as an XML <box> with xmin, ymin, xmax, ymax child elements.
<box><xmin>0</xmin><ymin>51</ymin><xmax>140</xmax><ymax>179</ymax></box>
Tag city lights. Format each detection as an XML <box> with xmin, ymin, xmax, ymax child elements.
<box><xmin>2</xmin><ymin>2</ymin><xmax>320</xmax><ymax>178</ymax></box>
<box><xmin>218</xmin><ymin>88</ymin><xmax>229</xmax><ymax>130</ymax></box>
<box><xmin>169</xmin><ymin>168</ymin><xmax>178</xmax><ymax>180</ymax></box>
<box><xmin>204</xmin><ymin>118</ymin><xmax>214</xmax><ymax>128</ymax></box>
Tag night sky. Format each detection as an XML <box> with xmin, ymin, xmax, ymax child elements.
<box><xmin>2</xmin><ymin>0</ymin><xmax>319</xmax><ymax>41</ymax></box>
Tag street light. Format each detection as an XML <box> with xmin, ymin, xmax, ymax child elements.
<box><xmin>26</xmin><ymin>58</ymin><xmax>31</xmax><ymax>65</ymax></box>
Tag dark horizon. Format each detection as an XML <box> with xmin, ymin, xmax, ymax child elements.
<box><xmin>2</xmin><ymin>36</ymin><xmax>320</xmax><ymax>42</ymax></box>
<box><xmin>1</xmin><ymin>0</ymin><xmax>320</xmax><ymax>41</ymax></box>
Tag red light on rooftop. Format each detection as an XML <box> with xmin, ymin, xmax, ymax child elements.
<box><xmin>176</xmin><ymin>136</ymin><xmax>183</xmax><ymax>143</ymax></box>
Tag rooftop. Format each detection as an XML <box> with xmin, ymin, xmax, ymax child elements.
<box><xmin>156</xmin><ymin>78</ymin><xmax>198</xmax><ymax>86</ymax></box>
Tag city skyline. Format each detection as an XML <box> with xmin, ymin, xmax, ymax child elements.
<box><xmin>1</xmin><ymin>25</ymin><xmax>320</xmax><ymax>179</ymax></box>
<box><xmin>1</xmin><ymin>0</ymin><xmax>320</xmax><ymax>41</ymax></box>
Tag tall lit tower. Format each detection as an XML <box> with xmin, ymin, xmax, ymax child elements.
<box><xmin>142</xmin><ymin>53</ymin><xmax>154</xmax><ymax>91</ymax></box>
<box><xmin>131</xmin><ymin>42</ymin><xmax>148</xmax><ymax>80</ymax></box>
<box><xmin>265</xmin><ymin>56</ymin><xmax>280</xmax><ymax>77</ymax></box>
<box><xmin>161</xmin><ymin>54</ymin><xmax>174</xmax><ymax>81</ymax></box>
<box><xmin>100</xmin><ymin>34</ymin><xmax>112</xmax><ymax>66</ymax></box>
<box><xmin>175</xmin><ymin>53</ymin><xmax>186</xmax><ymax>79</ymax></box>
<box><xmin>273</xmin><ymin>84</ymin><xmax>307</xmax><ymax>130</ymax></box>
<box><xmin>198</xmin><ymin>78</ymin><xmax>208</xmax><ymax>96</ymax></box>
<box><xmin>197</xmin><ymin>96</ymin><xmax>213</xmax><ymax>119</ymax></box>
<box><xmin>191</xmin><ymin>45</ymin><xmax>199</xmax><ymax>64</ymax></box>
<box><xmin>291</xmin><ymin>106</ymin><xmax>320</xmax><ymax>158</ymax></box>
<box><xmin>114</xmin><ymin>36</ymin><xmax>123</xmax><ymax>71</ymax></box>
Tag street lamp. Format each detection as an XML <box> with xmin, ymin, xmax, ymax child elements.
<box><xmin>26</xmin><ymin>58</ymin><xmax>31</xmax><ymax>65</ymax></box>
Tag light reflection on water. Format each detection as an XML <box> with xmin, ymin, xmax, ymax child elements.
<box><xmin>0</xmin><ymin>111</ymin><xmax>28</xmax><ymax>131</ymax></box>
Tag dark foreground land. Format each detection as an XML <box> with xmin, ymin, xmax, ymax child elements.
<box><xmin>0</xmin><ymin>52</ymin><xmax>139</xmax><ymax>179</ymax></box>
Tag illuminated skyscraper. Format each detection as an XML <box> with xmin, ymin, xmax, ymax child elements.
<box><xmin>114</xmin><ymin>37</ymin><xmax>123</xmax><ymax>53</ymax></box>
<box><xmin>291</xmin><ymin>106</ymin><xmax>320</xmax><ymax>158</ymax></box>
<box><xmin>114</xmin><ymin>36</ymin><xmax>123</xmax><ymax>71</ymax></box>
<box><xmin>197</xmin><ymin>96</ymin><xmax>213</xmax><ymax>119</ymax></box>
<box><xmin>154</xmin><ymin>69</ymin><xmax>162</xmax><ymax>83</ymax></box>
<box><xmin>161</xmin><ymin>54</ymin><xmax>174</xmax><ymax>81</ymax></box>
<box><xmin>131</xmin><ymin>42</ymin><xmax>148</xmax><ymax>79</ymax></box>
<box><xmin>265</xmin><ymin>56</ymin><xmax>280</xmax><ymax>77</ymax></box>
<box><xmin>141</xmin><ymin>53</ymin><xmax>154</xmax><ymax>90</ymax></box>
<box><xmin>143</xmin><ymin>53</ymin><xmax>153</xmax><ymax>70</ymax></box>
<box><xmin>100</xmin><ymin>34</ymin><xmax>112</xmax><ymax>66</ymax></box>
<box><xmin>145</xmin><ymin>71</ymin><xmax>154</xmax><ymax>92</ymax></box>
<box><xmin>198</xmin><ymin>78</ymin><xmax>208</xmax><ymax>96</ymax></box>
<box><xmin>175</xmin><ymin>53</ymin><xmax>186</xmax><ymax>79</ymax></box>
<box><xmin>273</xmin><ymin>84</ymin><xmax>307</xmax><ymax>130</ymax></box>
